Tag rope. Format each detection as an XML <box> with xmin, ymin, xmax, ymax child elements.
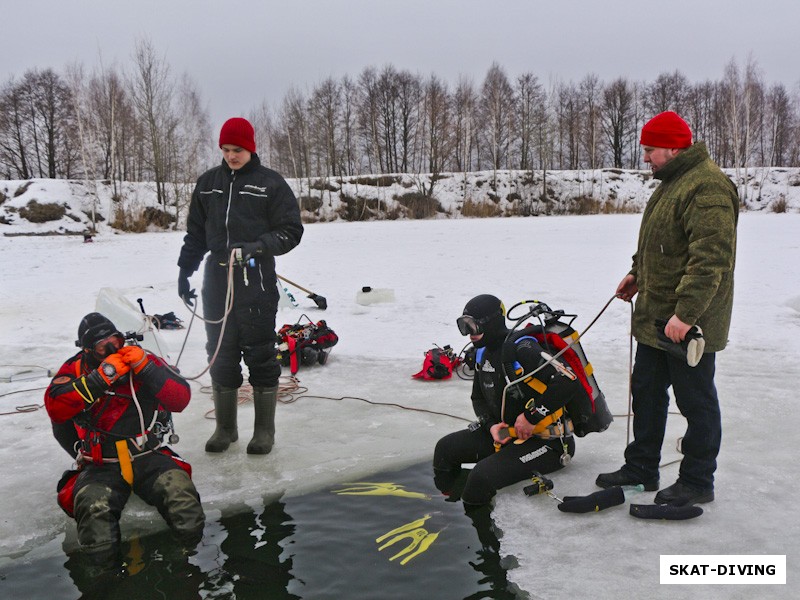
<box><xmin>202</xmin><ymin>375</ymin><xmax>472</xmax><ymax>424</ymax></box>
<box><xmin>0</xmin><ymin>386</ymin><xmax>47</xmax><ymax>415</ymax></box>
<box><xmin>617</xmin><ymin>297</ymin><xmax>683</xmax><ymax>470</ymax></box>
<box><xmin>626</xmin><ymin>300</ymin><xmax>634</xmax><ymax>447</ymax></box>
<box><xmin>132</xmin><ymin>249</ymin><xmax>239</xmax><ymax>383</ymax></box>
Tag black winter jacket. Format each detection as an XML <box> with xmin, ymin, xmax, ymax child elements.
<box><xmin>178</xmin><ymin>154</ymin><xmax>303</xmax><ymax>276</ymax></box>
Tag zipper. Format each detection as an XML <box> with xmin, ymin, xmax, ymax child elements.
<box><xmin>225</xmin><ymin>170</ymin><xmax>235</xmax><ymax>251</ymax></box>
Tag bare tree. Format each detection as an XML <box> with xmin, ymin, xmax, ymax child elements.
<box><xmin>765</xmin><ymin>83</ymin><xmax>792</xmax><ymax>166</ymax></box>
<box><xmin>249</xmin><ymin>99</ymin><xmax>275</xmax><ymax>168</ymax></box>
<box><xmin>65</xmin><ymin>63</ymin><xmax>101</xmax><ymax>229</ymax></box>
<box><xmin>0</xmin><ymin>78</ymin><xmax>32</xmax><ymax>179</ymax></box>
<box><xmin>580</xmin><ymin>74</ymin><xmax>603</xmax><ymax>170</ymax></box>
<box><xmin>277</xmin><ymin>87</ymin><xmax>311</xmax><ymax>191</ymax></box>
<box><xmin>395</xmin><ymin>70</ymin><xmax>422</xmax><ymax>173</ymax></box>
<box><xmin>451</xmin><ymin>76</ymin><xmax>477</xmax><ymax>173</ymax></box>
<box><xmin>644</xmin><ymin>70</ymin><xmax>691</xmax><ymax>116</ymax></box>
<box><xmin>601</xmin><ymin>77</ymin><xmax>635</xmax><ymax>168</ymax></box>
<box><xmin>356</xmin><ymin>67</ymin><xmax>384</xmax><ymax>174</ymax></box>
<box><xmin>129</xmin><ymin>38</ymin><xmax>175</xmax><ymax>207</ymax></box>
<box><xmin>339</xmin><ymin>75</ymin><xmax>360</xmax><ymax>176</ymax></box>
<box><xmin>308</xmin><ymin>77</ymin><xmax>342</xmax><ymax>178</ymax></box>
<box><xmin>479</xmin><ymin>63</ymin><xmax>515</xmax><ymax>183</ymax></box>
<box><xmin>169</xmin><ymin>73</ymin><xmax>211</xmax><ymax>224</ymax></box>
<box><xmin>422</xmin><ymin>74</ymin><xmax>451</xmax><ymax>178</ymax></box>
<box><xmin>515</xmin><ymin>73</ymin><xmax>545</xmax><ymax>171</ymax></box>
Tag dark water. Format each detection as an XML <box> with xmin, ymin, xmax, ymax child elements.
<box><xmin>0</xmin><ymin>462</ymin><xmax>522</xmax><ymax>599</ymax></box>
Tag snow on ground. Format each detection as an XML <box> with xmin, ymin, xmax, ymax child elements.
<box><xmin>0</xmin><ymin>213</ymin><xmax>798</xmax><ymax>598</ymax></box>
<box><xmin>2</xmin><ymin>166</ymin><xmax>798</xmax><ymax>239</ymax></box>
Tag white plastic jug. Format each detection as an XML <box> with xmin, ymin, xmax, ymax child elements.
<box><xmin>356</xmin><ymin>286</ymin><xmax>395</xmax><ymax>305</ymax></box>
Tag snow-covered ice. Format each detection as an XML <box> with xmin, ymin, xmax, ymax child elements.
<box><xmin>0</xmin><ymin>213</ymin><xmax>797</xmax><ymax>598</ymax></box>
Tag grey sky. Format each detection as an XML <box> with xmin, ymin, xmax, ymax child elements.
<box><xmin>3</xmin><ymin>0</ymin><xmax>797</xmax><ymax>128</ymax></box>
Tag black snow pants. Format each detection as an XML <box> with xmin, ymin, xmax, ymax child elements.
<box><xmin>202</xmin><ymin>257</ymin><xmax>281</xmax><ymax>389</ymax></box>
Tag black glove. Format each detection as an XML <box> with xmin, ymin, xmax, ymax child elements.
<box><xmin>654</xmin><ymin>318</ymin><xmax>705</xmax><ymax>367</ymax></box>
<box><xmin>178</xmin><ymin>268</ymin><xmax>196</xmax><ymax>306</ymax></box>
<box><xmin>230</xmin><ymin>241</ymin><xmax>264</xmax><ymax>262</ymax></box>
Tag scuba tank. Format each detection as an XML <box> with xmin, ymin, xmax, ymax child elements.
<box><xmin>502</xmin><ymin>301</ymin><xmax>613</xmax><ymax>437</ymax></box>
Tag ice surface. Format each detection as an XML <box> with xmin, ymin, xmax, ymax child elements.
<box><xmin>0</xmin><ymin>213</ymin><xmax>797</xmax><ymax>598</ymax></box>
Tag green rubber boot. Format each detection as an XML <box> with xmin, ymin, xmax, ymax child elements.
<box><xmin>247</xmin><ymin>386</ymin><xmax>277</xmax><ymax>455</ymax></box>
<box><xmin>205</xmin><ymin>383</ymin><xmax>239</xmax><ymax>453</ymax></box>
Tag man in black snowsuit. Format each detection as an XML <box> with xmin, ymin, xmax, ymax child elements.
<box><xmin>433</xmin><ymin>295</ymin><xmax>585</xmax><ymax>506</ymax></box>
<box><xmin>178</xmin><ymin>117</ymin><xmax>303</xmax><ymax>454</ymax></box>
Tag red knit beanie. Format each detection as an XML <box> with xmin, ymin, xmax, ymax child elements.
<box><xmin>640</xmin><ymin>111</ymin><xmax>692</xmax><ymax>149</ymax></box>
<box><xmin>219</xmin><ymin>117</ymin><xmax>256</xmax><ymax>153</ymax></box>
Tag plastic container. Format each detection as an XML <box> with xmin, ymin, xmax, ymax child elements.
<box><xmin>356</xmin><ymin>286</ymin><xmax>395</xmax><ymax>305</ymax></box>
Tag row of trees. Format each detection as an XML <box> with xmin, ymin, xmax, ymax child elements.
<box><xmin>1</xmin><ymin>44</ymin><xmax>798</xmax><ymax>212</ymax></box>
<box><xmin>0</xmin><ymin>40</ymin><xmax>209</xmax><ymax>221</ymax></box>
<box><xmin>260</xmin><ymin>59</ymin><xmax>798</xmax><ymax>191</ymax></box>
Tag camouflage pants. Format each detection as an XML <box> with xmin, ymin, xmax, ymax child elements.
<box><xmin>72</xmin><ymin>451</ymin><xmax>205</xmax><ymax>565</ymax></box>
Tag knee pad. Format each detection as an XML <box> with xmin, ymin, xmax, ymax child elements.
<box><xmin>152</xmin><ymin>469</ymin><xmax>205</xmax><ymax>546</ymax></box>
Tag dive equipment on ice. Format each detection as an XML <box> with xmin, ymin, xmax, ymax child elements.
<box><xmin>412</xmin><ymin>345</ymin><xmax>460</xmax><ymax>380</ymax></box>
<box><xmin>277</xmin><ymin>315</ymin><xmax>338</xmax><ymax>375</ymax></box>
<box><xmin>629</xmin><ymin>503</ymin><xmax>704</xmax><ymax>520</ymax></box>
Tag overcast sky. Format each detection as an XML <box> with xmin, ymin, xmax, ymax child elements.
<box><xmin>2</xmin><ymin>0</ymin><xmax>797</xmax><ymax>129</ymax></box>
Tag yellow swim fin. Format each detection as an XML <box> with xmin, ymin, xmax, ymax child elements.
<box><xmin>332</xmin><ymin>482</ymin><xmax>430</xmax><ymax>500</ymax></box>
<box><xmin>375</xmin><ymin>514</ymin><xmax>431</xmax><ymax>543</ymax></box>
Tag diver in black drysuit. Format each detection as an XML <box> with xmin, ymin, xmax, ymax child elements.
<box><xmin>433</xmin><ymin>294</ymin><xmax>584</xmax><ymax>506</ymax></box>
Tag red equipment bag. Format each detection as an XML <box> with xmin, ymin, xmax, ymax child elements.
<box><xmin>277</xmin><ymin>316</ymin><xmax>338</xmax><ymax>375</ymax></box>
<box><xmin>412</xmin><ymin>345</ymin><xmax>460</xmax><ymax>381</ymax></box>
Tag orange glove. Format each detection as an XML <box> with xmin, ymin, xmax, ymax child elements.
<box><xmin>117</xmin><ymin>345</ymin><xmax>149</xmax><ymax>374</ymax></box>
<box><xmin>97</xmin><ymin>353</ymin><xmax>130</xmax><ymax>385</ymax></box>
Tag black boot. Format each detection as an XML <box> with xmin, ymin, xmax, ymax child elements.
<box><xmin>247</xmin><ymin>386</ymin><xmax>277</xmax><ymax>455</ymax></box>
<box><xmin>596</xmin><ymin>468</ymin><xmax>659</xmax><ymax>491</ymax></box>
<box><xmin>205</xmin><ymin>383</ymin><xmax>239</xmax><ymax>453</ymax></box>
<box><xmin>654</xmin><ymin>481</ymin><xmax>714</xmax><ymax>506</ymax></box>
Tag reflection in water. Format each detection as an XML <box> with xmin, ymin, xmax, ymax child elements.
<box><xmin>6</xmin><ymin>463</ymin><xmax>516</xmax><ymax>599</ymax></box>
<box><xmin>209</xmin><ymin>499</ymin><xmax>298</xmax><ymax>600</ymax></box>
<box><xmin>64</xmin><ymin>529</ymin><xmax>205</xmax><ymax>599</ymax></box>
<box><xmin>61</xmin><ymin>498</ymin><xmax>295</xmax><ymax>600</ymax></box>
<box><xmin>465</xmin><ymin>504</ymin><xmax>519</xmax><ymax>600</ymax></box>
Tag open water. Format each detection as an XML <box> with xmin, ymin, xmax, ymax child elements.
<box><xmin>0</xmin><ymin>462</ymin><xmax>522</xmax><ymax>599</ymax></box>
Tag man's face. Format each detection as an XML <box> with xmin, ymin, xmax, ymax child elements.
<box><xmin>221</xmin><ymin>145</ymin><xmax>252</xmax><ymax>170</ymax></box>
<box><xmin>642</xmin><ymin>146</ymin><xmax>679</xmax><ymax>173</ymax></box>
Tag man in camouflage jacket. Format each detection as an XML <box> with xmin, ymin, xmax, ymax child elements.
<box><xmin>596</xmin><ymin>111</ymin><xmax>738</xmax><ymax>508</ymax></box>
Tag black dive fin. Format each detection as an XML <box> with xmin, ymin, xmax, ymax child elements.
<box><xmin>629</xmin><ymin>503</ymin><xmax>704</xmax><ymax>520</ymax></box>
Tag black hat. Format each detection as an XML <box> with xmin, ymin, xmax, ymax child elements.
<box><xmin>76</xmin><ymin>312</ymin><xmax>120</xmax><ymax>349</ymax></box>
<box><xmin>459</xmin><ymin>294</ymin><xmax>507</xmax><ymax>348</ymax></box>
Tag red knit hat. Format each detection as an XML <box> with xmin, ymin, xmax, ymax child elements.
<box><xmin>219</xmin><ymin>117</ymin><xmax>256</xmax><ymax>153</ymax></box>
<box><xmin>640</xmin><ymin>111</ymin><xmax>692</xmax><ymax>149</ymax></box>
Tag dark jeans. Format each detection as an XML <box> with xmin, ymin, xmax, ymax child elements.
<box><xmin>202</xmin><ymin>259</ymin><xmax>281</xmax><ymax>389</ymax></box>
<box><xmin>433</xmin><ymin>427</ymin><xmax>575</xmax><ymax>505</ymax></box>
<box><xmin>624</xmin><ymin>343</ymin><xmax>721</xmax><ymax>490</ymax></box>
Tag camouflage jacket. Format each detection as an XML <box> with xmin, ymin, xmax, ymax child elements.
<box><xmin>630</xmin><ymin>142</ymin><xmax>738</xmax><ymax>352</ymax></box>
